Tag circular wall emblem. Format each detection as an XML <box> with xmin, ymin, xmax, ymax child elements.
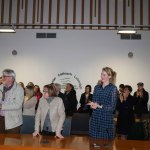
<box><xmin>52</xmin><ymin>72</ymin><xmax>82</xmax><ymax>92</ymax></box>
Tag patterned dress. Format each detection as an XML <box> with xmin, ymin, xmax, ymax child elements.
<box><xmin>89</xmin><ymin>83</ymin><xmax>117</xmax><ymax>139</ymax></box>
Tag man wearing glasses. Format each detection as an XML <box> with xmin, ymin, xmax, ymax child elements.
<box><xmin>0</xmin><ymin>69</ymin><xmax>24</xmax><ymax>133</ymax></box>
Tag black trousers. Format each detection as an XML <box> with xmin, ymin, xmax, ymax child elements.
<box><xmin>0</xmin><ymin>116</ymin><xmax>21</xmax><ymax>133</ymax></box>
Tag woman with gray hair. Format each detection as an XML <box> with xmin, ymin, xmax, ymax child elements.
<box><xmin>0</xmin><ymin>69</ymin><xmax>24</xmax><ymax>133</ymax></box>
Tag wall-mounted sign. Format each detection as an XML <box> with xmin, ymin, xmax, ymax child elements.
<box><xmin>52</xmin><ymin>72</ymin><xmax>82</xmax><ymax>91</ymax></box>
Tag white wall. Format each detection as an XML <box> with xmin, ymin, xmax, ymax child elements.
<box><xmin>0</xmin><ymin>29</ymin><xmax>150</xmax><ymax>106</ymax></box>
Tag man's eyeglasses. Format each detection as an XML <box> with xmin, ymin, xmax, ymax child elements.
<box><xmin>2</xmin><ymin>76</ymin><xmax>11</xmax><ymax>78</ymax></box>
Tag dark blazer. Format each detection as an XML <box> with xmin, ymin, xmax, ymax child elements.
<box><xmin>134</xmin><ymin>89</ymin><xmax>149</xmax><ymax>115</ymax></box>
<box><xmin>78</xmin><ymin>93</ymin><xmax>93</xmax><ymax>114</ymax></box>
<box><xmin>64</xmin><ymin>90</ymin><xmax>78</xmax><ymax>116</ymax></box>
<box><xmin>58</xmin><ymin>92</ymin><xmax>66</xmax><ymax>108</ymax></box>
<box><xmin>117</xmin><ymin>94</ymin><xmax>135</xmax><ymax>135</ymax></box>
<box><xmin>80</xmin><ymin>93</ymin><xmax>93</xmax><ymax>107</ymax></box>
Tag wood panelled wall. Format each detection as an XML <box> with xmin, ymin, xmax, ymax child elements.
<box><xmin>0</xmin><ymin>0</ymin><xmax>150</xmax><ymax>30</ymax></box>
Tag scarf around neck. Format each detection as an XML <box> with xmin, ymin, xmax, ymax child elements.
<box><xmin>2</xmin><ymin>82</ymin><xmax>14</xmax><ymax>101</ymax></box>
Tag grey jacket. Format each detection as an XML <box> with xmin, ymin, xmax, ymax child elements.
<box><xmin>23</xmin><ymin>96</ymin><xmax>37</xmax><ymax>116</ymax></box>
<box><xmin>0</xmin><ymin>82</ymin><xmax>24</xmax><ymax>129</ymax></box>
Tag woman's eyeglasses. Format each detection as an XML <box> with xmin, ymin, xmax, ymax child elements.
<box><xmin>43</xmin><ymin>90</ymin><xmax>48</xmax><ymax>93</ymax></box>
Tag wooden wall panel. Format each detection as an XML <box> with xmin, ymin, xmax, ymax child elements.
<box><xmin>65</xmin><ymin>0</ymin><xmax>68</xmax><ymax>29</ymax></box>
<box><xmin>94</xmin><ymin>0</ymin><xmax>96</xmax><ymax>17</ymax></box>
<box><xmin>81</xmin><ymin>0</ymin><xmax>84</xmax><ymax>29</ymax></box>
<box><xmin>114</xmin><ymin>0</ymin><xmax>118</xmax><ymax>29</ymax></box>
<box><xmin>16</xmin><ymin>0</ymin><xmax>20</xmax><ymax>29</ymax></box>
<box><xmin>148</xmin><ymin>1</ymin><xmax>150</xmax><ymax>30</ymax></box>
<box><xmin>37</xmin><ymin>0</ymin><xmax>40</xmax><ymax>22</ymax></box>
<box><xmin>32</xmin><ymin>0</ymin><xmax>36</xmax><ymax>29</ymax></box>
<box><xmin>40</xmin><ymin>0</ymin><xmax>44</xmax><ymax>29</ymax></box>
<box><xmin>106</xmin><ymin>0</ymin><xmax>109</xmax><ymax>29</ymax></box>
<box><xmin>123</xmin><ymin>0</ymin><xmax>126</xmax><ymax>25</ymax></box>
<box><xmin>1</xmin><ymin>0</ymin><xmax>4</xmax><ymax>24</ymax></box>
<box><xmin>56</xmin><ymin>0</ymin><xmax>60</xmax><ymax>29</ymax></box>
<box><xmin>0</xmin><ymin>0</ymin><xmax>149</xmax><ymax>30</ymax></box>
<box><xmin>8</xmin><ymin>0</ymin><xmax>12</xmax><ymax>24</ymax></box>
<box><xmin>73</xmin><ymin>0</ymin><xmax>76</xmax><ymax>29</ymax></box>
<box><xmin>24</xmin><ymin>0</ymin><xmax>28</xmax><ymax>28</ymax></box>
<box><xmin>90</xmin><ymin>0</ymin><xmax>93</xmax><ymax>30</ymax></box>
<box><xmin>98</xmin><ymin>0</ymin><xmax>101</xmax><ymax>30</ymax></box>
<box><xmin>140</xmin><ymin>0</ymin><xmax>143</xmax><ymax>29</ymax></box>
<box><xmin>131</xmin><ymin>0</ymin><xmax>134</xmax><ymax>25</ymax></box>
<box><xmin>48</xmin><ymin>0</ymin><xmax>52</xmax><ymax>29</ymax></box>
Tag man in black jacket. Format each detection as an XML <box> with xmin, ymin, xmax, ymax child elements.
<box><xmin>134</xmin><ymin>82</ymin><xmax>149</xmax><ymax>117</ymax></box>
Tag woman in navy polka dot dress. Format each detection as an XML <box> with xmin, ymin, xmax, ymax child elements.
<box><xmin>88</xmin><ymin>67</ymin><xmax>118</xmax><ymax>139</ymax></box>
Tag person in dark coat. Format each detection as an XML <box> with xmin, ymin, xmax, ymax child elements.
<box><xmin>78</xmin><ymin>85</ymin><xmax>92</xmax><ymax>114</ymax></box>
<box><xmin>64</xmin><ymin>83</ymin><xmax>78</xmax><ymax>116</ymax></box>
<box><xmin>134</xmin><ymin>82</ymin><xmax>149</xmax><ymax>117</ymax></box>
<box><xmin>88</xmin><ymin>67</ymin><xmax>117</xmax><ymax>139</ymax></box>
<box><xmin>116</xmin><ymin>85</ymin><xmax>135</xmax><ymax>139</ymax></box>
<box><xmin>115</xmin><ymin>84</ymin><xmax>125</xmax><ymax>114</ymax></box>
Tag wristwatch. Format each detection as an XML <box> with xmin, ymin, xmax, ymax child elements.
<box><xmin>97</xmin><ymin>104</ymin><xmax>103</xmax><ymax>109</ymax></box>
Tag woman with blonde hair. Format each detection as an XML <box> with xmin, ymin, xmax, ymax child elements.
<box><xmin>88</xmin><ymin>67</ymin><xmax>118</xmax><ymax>139</ymax></box>
<box><xmin>33</xmin><ymin>84</ymin><xmax>65</xmax><ymax>139</ymax></box>
<box><xmin>23</xmin><ymin>85</ymin><xmax>37</xmax><ymax>116</ymax></box>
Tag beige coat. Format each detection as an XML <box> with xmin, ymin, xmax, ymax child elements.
<box><xmin>0</xmin><ymin>82</ymin><xmax>24</xmax><ymax>129</ymax></box>
<box><xmin>34</xmin><ymin>97</ymin><xmax>65</xmax><ymax>133</ymax></box>
<box><xmin>23</xmin><ymin>96</ymin><xmax>37</xmax><ymax>116</ymax></box>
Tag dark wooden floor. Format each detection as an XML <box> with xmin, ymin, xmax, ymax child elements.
<box><xmin>0</xmin><ymin>134</ymin><xmax>150</xmax><ymax>150</ymax></box>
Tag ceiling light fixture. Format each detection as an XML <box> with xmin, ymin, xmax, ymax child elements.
<box><xmin>0</xmin><ymin>25</ymin><xmax>15</xmax><ymax>33</ymax></box>
<box><xmin>117</xmin><ymin>28</ymin><xmax>137</xmax><ymax>34</ymax></box>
